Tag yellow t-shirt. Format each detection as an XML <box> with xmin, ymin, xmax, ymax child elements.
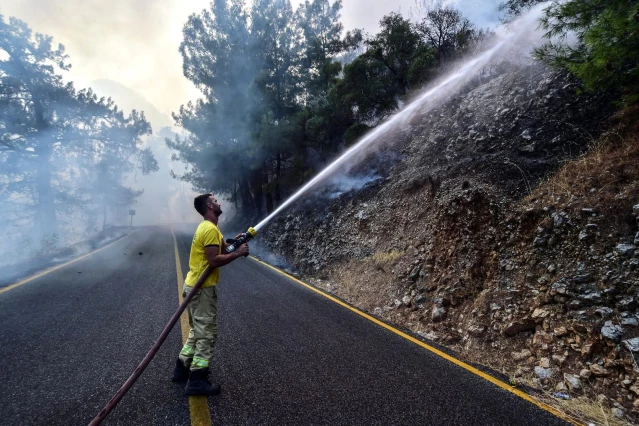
<box><xmin>185</xmin><ymin>220</ymin><xmax>224</xmax><ymax>288</ymax></box>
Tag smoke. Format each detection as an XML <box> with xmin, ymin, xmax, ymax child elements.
<box><xmin>325</xmin><ymin>174</ymin><xmax>381</xmax><ymax>199</ymax></box>
<box><xmin>249</xmin><ymin>239</ymin><xmax>294</xmax><ymax>271</ymax></box>
<box><xmin>254</xmin><ymin>3</ymin><xmax>551</xmax><ymax>231</ymax></box>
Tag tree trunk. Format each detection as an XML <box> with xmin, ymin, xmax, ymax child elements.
<box><xmin>233</xmin><ymin>180</ymin><xmax>239</xmax><ymax>211</ymax></box>
<box><xmin>275</xmin><ymin>151</ymin><xmax>282</xmax><ymax>205</ymax></box>
<box><xmin>33</xmin><ymin>98</ymin><xmax>57</xmax><ymax>242</ymax></box>
<box><xmin>238</xmin><ymin>176</ymin><xmax>253</xmax><ymax>215</ymax></box>
<box><xmin>264</xmin><ymin>162</ymin><xmax>273</xmax><ymax>214</ymax></box>
<box><xmin>250</xmin><ymin>168</ymin><xmax>264</xmax><ymax>218</ymax></box>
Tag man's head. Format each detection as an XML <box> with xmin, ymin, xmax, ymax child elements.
<box><xmin>194</xmin><ymin>193</ymin><xmax>222</xmax><ymax>217</ymax></box>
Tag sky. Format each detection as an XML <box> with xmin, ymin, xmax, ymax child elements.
<box><xmin>0</xmin><ymin>0</ymin><xmax>502</xmax><ymax>127</ymax></box>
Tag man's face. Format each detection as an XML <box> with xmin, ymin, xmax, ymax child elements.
<box><xmin>208</xmin><ymin>196</ymin><xmax>222</xmax><ymax>216</ymax></box>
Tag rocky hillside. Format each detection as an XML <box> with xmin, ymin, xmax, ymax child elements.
<box><xmin>260</xmin><ymin>61</ymin><xmax>639</xmax><ymax>423</ymax></box>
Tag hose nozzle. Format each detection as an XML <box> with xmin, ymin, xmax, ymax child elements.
<box><xmin>225</xmin><ymin>226</ymin><xmax>257</xmax><ymax>254</ymax></box>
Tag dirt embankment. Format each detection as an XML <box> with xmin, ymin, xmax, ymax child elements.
<box><xmin>261</xmin><ymin>62</ymin><xmax>639</xmax><ymax>424</ymax></box>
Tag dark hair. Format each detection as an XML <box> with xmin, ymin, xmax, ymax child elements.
<box><xmin>194</xmin><ymin>193</ymin><xmax>212</xmax><ymax>216</ymax></box>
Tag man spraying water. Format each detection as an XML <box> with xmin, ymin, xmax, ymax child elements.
<box><xmin>171</xmin><ymin>194</ymin><xmax>249</xmax><ymax>396</ymax></box>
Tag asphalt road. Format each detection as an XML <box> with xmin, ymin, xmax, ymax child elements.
<box><xmin>0</xmin><ymin>225</ymin><xmax>570</xmax><ymax>426</ymax></box>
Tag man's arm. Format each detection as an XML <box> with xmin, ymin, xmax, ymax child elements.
<box><xmin>205</xmin><ymin>243</ymin><xmax>249</xmax><ymax>269</ymax></box>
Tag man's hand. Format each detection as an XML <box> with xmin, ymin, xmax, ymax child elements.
<box><xmin>236</xmin><ymin>243</ymin><xmax>249</xmax><ymax>258</ymax></box>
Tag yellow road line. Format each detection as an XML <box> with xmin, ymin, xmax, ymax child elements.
<box><xmin>0</xmin><ymin>233</ymin><xmax>134</xmax><ymax>295</ymax></box>
<box><xmin>171</xmin><ymin>227</ymin><xmax>212</xmax><ymax>426</ymax></box>
<box><xmin>249</xmin><ymin>256</ymin><xmax>581</xmax><ymax>426</ymax></box>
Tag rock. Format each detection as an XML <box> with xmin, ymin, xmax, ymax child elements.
<box><xmin>616</xmin><ymin>296</ymin><xmax>637</xmax><ymax>311</ymax></box>
<box><xmin>589</xmin><ymin>364</ymin><xmax>610</xmax><ymax>377</ymax></box>
<box><xmin>550</xmin><ymin>279</ymin><xmax>570</xmax><ymax>294</ymax></box>
<box><xmin>630</xmin><ymin>385</ymin><xmax>639</xmax><ymax>396</ymax></box>
<box><xmin>373</xmin><ymin>307</ymin><xmax>383</xmax><ymax>316</ymax></box>
<box><xmin>467</xmin><ymin>324</ymin><xmax>486</xmax><ymax>337</ymax></box>
<box><xmin>578</xmin><ymin>230</ymin><xmax>592</xmax><ymax>242</ymax></box>
<box><xmin>539</xmin><ymin>357</ymin><xmax>551</xmax><ymax>368</ymax></box>
<box><xmin>581</xmin><ymin>341</ymin><xmax>596</xmax><ymax>357</ymax></box>
<box><xmin>595</xmin><ymin>307</ymin><xmax>614</xmax><ymax>318</ymax></box>
<box><xmin>554</xmin><ymin>326</ymin><xmax>568</xmax><ymax>337</ymax></box>
<box><xmin>554</xmin><ymin>382</ymin><xmax>568</xmax><ymax>392</ymax></box>
<box><xmin>533</xmin><ymin>331</ymin><xmax>555</xmax><ymax>350</ymax></box>
<box><xmin>572</xmin><ymin>274</ymin><xmax>592</xmax><ymax>284</ymax></box>
<box><xmin>432</xmin><ymin>305</ymin><xmax>447</xmax><ymax>322</ymax></box>
<box><xmin>611</xmin><ymin>408</ymin><xmax>625</xmax><ymax>419</ymax></box>
<box><xmin>533</xmin><ymin>236</ymin><xmax>547</xmax><ymax>247</ymax></box>
<box><xmin>512</xmin><ymin>349</ymin><xmax>533</xmax><ymax>362</ymax></box>
<box><xmin>615</xmin><ymin>244</ymin><xmax>636</xmax><ymax>257</ymax></box>
<box><xmin>579</xmin><ymin>292</ymin><xmax>603</xmax><ymax>304</ymax></box>
<box><xmin>534</xmin><ymin>366</ymin><xmax>556</xmax><ymax>379</ymax></box>
<box><xmin>579</xmin><ymin>369</ymin><xmax>592</xmax><ymax>380</ymax></box>
<box><xmin>409</xmin><ymin>266</ymin><xmax>421</xmax><ymax>282</ymax></box>
<box><xmin>566</xmin><ymin>299</ymin><xmax>583</xmax><ymax>310</ymax></box>
<box><xmin>552</xmin><ymin>211</ymin><xmax>569</xmax><ymax>227</ymax></box>
<box><xmin>564</xmin><ymin>373</ymin><xmax>582</xmax><ymax>390</ymax></box>
<box><xmin>402</xmin><ymin>295</ymin><xmax>412</xmax><ymax>306</ymax></box>
<box><xmin>515</xmin><ymin>366</ymin><xmax>532</xmax><ymax>377</ymax></box>
<box><xmin>634</xmin><ymin>232</ymin><xmax>639</xmax><ymax>245</ymax></box>
<box><xmin>520</xmin><ymin>143</ymin><xmax>535</xmax><ymax>153</ymax></box>
<box><xmin>531</xmin><ymin>308</ymin><xmax>551</xmax><ymax>321</ymax></box>
<box><xmin>622</xmin><ymin>337</ymin><xmax>639</xmax><ymax>353</ymax></box>
<box><xmin>552</xmin><ymin>354</ymin><xmax>566</xmax><ymax>366</ymax></box>
<box><xmin>601</xmin><ymin>321</ymin><xmax>623</xmax><ymax>342</ymax></box>
<box><xmin>502</xmin><ymin>318</ymin><xmax>536</xmax><ymax>336</ymax></box>
<box><xmin>413</xmin><ymin>294</ymin><xmax>427</xmax><ymax>305</ymax></box>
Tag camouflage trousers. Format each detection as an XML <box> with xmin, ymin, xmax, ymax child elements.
<box><xmin>178</xmin><ymin>285</ymin><xmax>218</xmax><ymax>371</ymax></box>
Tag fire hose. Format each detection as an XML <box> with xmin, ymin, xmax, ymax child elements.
<box><xmin>88</xmin><ymin>227</ymin><xmax>256</xmax><ymax>426</ymax></box>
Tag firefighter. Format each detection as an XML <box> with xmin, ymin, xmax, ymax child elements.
<box><xmin>171</xmin><ymin>193</ymin><xmax>249</xmax><ymax>396</ymax></box>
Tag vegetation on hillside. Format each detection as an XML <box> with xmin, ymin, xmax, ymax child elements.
<box><xmin>167</xmin><ymin>0</ymin><xmax>488</xmax><ymax>220</ymax></box>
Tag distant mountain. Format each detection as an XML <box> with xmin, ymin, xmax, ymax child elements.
<box><xmin>90</xmin><ymin>79</ymin><xmax>172</xmax><ymax>130</ymax></box>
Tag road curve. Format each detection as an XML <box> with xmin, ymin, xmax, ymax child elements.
<box><xmin>0</xmin><ymin>225</ymin><xmax>570</xmax><ymax>426</ymax></box>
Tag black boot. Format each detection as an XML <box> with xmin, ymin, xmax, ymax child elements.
<box><xmin>172</xmin><ymin>359</ymin><xmax>190</xmax><ymax>382</ymax></box>
<box><xmin>185</xmin><ymin>369</ymin><xmax>221</xmax><ymax>396</ymax></box>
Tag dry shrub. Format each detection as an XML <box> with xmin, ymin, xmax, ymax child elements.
<box><xmin>370</xmin><ymin>250</ymin><xmax>404</xmax><ymax>270</ymax></box>
<box><xmin>540</xmin><ymin>393</ymin><xmax>633</xmax><ymax>426</ymax></box>
<box><xmin>527</xmin><ymin>106</ymin><xmax>639</xmax><ymax>215</ymax></box>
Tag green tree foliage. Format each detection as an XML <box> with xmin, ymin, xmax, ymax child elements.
<box><xmin>339</xmin><ymin>13</ymin><xmax>436</xmax><ymax>121</ymax></box>
<box><xmin>534</xmin><ymin>0</ymin><xmax>639</xmax><ymax>102</ymax></box>
<box><xmin>0</xmin><ymin>14</ymin><xmax>156</xmax><ymax>245</ymax></box>
<box><xmin>296</xmin><ymin>0</ymin><xmax>346</xmax><ymax>95</ymax></box>
<box><xmin>367</xmin><ymin>13</ymin><xmax>424</xmax><ymax>95</ymax></box>
<box><xmin>169</xmin><ymin>2</ymin><xmax>488</xmax><ymax>220</ymax></box>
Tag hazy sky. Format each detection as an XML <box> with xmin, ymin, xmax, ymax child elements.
<box><xmin>1</xmin><ymin>0</ymin><xmax>502</xmax><ymax>127</ymax></box>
